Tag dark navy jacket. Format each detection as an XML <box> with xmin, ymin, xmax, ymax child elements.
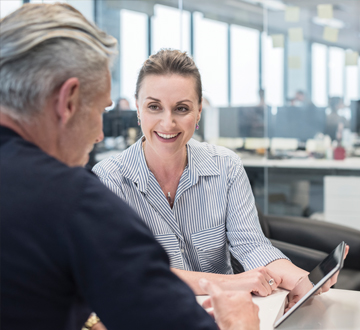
<box><xmin>0</xmin><ymin>126</ymin><xmax>216</xmax><ymax>330</ymax></box>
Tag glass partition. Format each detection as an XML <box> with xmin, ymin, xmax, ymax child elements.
<box><xmin>263</xmin><ymin>1</ymin><xmax>360</xmax><ymax>229</ymax></box>
<box><xmin>3</xmin><ymin>0</ymin><xmax>358</xmax><ymax>227</ymax></box>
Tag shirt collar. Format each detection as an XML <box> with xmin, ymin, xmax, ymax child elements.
<box><xmin>186</xmin><ymin>139</ymin><xmax>220</xmax><ymax>185</ymax></box>
<box><xmin>121</xmin><ymin>137</ymin><xmax>220</xmax><ymax>193</ymax></box>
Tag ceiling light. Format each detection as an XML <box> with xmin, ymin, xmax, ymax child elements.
<box><xmin>240</xmin><ymin>0</ymin><xmax>286</xmax><ymax>11</ymax></box>
<box><xmin>312</xmin><ymin>17</ymin><xmax>345</xmax><ymax>29</ymax></box>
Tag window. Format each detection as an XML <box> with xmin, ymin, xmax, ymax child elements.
<box><xmin>261</xmin><ymin>33</ymin><xmax>284</xmax><ymax>107</ymax></box>
<box><xmin>30</xmin><ymin>0</ymin><xmax>67</xmax><ymax>3</ymax></box>
<box><xmin>329</xmin><ymin>47</ymin><xmax>345</xmax><ymax>97</ymax></box>
<box><xmin>68</xmin><ymin>0</ymin><xmax>94</xmax><ymax>23</ymax></box>
<box><xmin>312</xmin><ymin>43</ymin><xmax>328</xmax><ymax>107</ymax></box>
<box><xmin>152</xmin><ymin>4</ymin><xmax>190</xmax><ymax>54</ymax></box>
<box><xmin>345</xmin><ymin>61</ymin><xmax>359</xmax><ymax>106</ymax></box>
<box><xmin>120</xmin><ymin>9</ymin><xmax>148</xmax><ymax>109</ymax></box>
<box><xmin>194</xmin><ymin>12</ymin><xmax>228</xmax><ymax>107</ymax></box>
<box><xmin>230</xmin><ymin>25</ymin><xmax>259</xmax><ymax>106</ymax></box>
<box><xmin>0</xmin><ymin>0</ymin><xmax>23</xmax><ymax>18</ymax></box>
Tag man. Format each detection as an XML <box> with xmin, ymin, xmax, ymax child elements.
<box><xmin>0</xmin><ymin>3</ymin><xmax>259</xmax><ymax>330</ymax></box>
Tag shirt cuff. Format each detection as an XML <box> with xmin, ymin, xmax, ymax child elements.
<box><xmin>237</xmin><ymin>246</ymin><xmax>290</xmax><ymax>271</ymax></box>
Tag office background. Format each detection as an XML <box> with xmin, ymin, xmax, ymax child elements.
<box><xmin>2</xmin><ymin>0</ymin><xmax>359</xmax><ymax>230</ymax></box>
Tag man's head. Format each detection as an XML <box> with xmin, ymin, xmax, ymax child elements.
<box><xmin>0</xmin><ymin>3</ymin><xmax>117</xmax><ymax>166</ymax></box>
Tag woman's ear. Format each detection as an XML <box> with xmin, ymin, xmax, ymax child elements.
<box><xmin>136</xmin><ymin>100</ymin><xmax>140</xmax><ymax>116</ymax></box>
<box><xmin>197</xmin><ymin>102</ymin><xmax>203</xmax><ymax>122</ymax></box>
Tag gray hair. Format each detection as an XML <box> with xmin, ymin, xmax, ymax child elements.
<box><xmin>0</xmin><ymin>3</ymin><xmax>118</xmax><ymax>121</ymax></box>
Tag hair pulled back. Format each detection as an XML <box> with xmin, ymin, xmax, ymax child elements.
<box><xmin>135</xmin><ymin>49</ymin><xmax>202</xmax><ymax>104</ymax></box>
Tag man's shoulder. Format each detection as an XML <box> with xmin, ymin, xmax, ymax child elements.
<box><xmin>0</xmin><ymin>132</ymin><xmax>109</xmax><ymax>205</ymax></box>
<box><xmin>1</xmin><ymin>132</ymin><xmax>141</xmax><ymax>230</ymax></box>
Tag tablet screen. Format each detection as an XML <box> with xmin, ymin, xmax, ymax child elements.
<box><xmin>274</xmin><ymin>241</ymin><xmax>346</xmax><ymax>328</ymax></box>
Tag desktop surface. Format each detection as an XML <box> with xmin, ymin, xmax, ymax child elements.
<box><xmin>196</xmin><ymin>288</ymin><xmax>360</xmax><ymax>330</ymax></box>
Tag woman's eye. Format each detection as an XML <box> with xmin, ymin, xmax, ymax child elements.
<box><xmin>177</xmin><ymin>106</ymin><xmax>189</xmax><ymax>112</ymax></box>
<box><xmin>149</xmin><ymin>104</ymin><xmax>160</xmax><ymax>110</ymax></box>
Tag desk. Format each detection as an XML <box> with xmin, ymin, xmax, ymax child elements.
<box><xmin>240</xmin><ymin>156</ymin><xmax>360</xmax><ymax>171</ymax></box>
<box><xmin>240</xmin><ymin>156</ymin><xmax>360</xmax><ymax>218</ymax></box>
<box><xmin>196</xmin><ymin>288</ymin><xmax>360</xmax><ymax>330</ymax></box>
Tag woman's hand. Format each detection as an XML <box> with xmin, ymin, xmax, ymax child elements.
<box><xmin>285</xmin><ymin>276</ymin><xmax>313</xmax><ymax>312</ymax></box>
<box><xmin>172</xmin><ymin>266</ymin><xmax>281</xmax><ymax>296</ymax></box>
<box><xmin>285</xmin><ymin>245</ymin><xmax>349</xmax><ymax>312</ymax></box>
<box><xmin>230</xmin><ymin>267</ymin><xmax>282</xmax><ymax>296</ymax></box>
<box><xmin>321</xmin><ymin>244</ymin><xmax>349</xmax><ymax>293</ymax></box>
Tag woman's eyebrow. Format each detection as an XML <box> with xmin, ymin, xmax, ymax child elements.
<box><xmin>176</xmin><ymin>99</ymin><xmax>193</xmax><ymax>104</ymax></box>
<box><xmin>146</xmin><ymin>97</ymin><xmax>161</xmax><ymax>102</ymax></box>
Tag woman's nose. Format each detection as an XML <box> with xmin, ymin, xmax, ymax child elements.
<box><xmin>161</xmin><ymin>109</ymin><xmax>175</xmax><ymax>129</ymax></box>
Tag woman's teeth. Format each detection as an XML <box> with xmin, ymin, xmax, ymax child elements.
<box><xmin>157</xmin><ymin>132</ymin><xmax>179</xmax><ymax>139</ymax></box>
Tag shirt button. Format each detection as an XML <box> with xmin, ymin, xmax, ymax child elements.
<box><xmin>181</xmin><ymin>249</ymin><xmax>185</xmax><ymax>253</ymax></box>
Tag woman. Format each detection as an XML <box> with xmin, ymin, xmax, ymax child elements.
<box><xmin>93</xmin><ymin>49</ymin><xmax>344</xmax><ymax>296</ymax></box>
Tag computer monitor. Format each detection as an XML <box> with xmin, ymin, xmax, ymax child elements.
<box><xmin>272</xmin><ymin>106</ymin><xmax>326</xmax><ymax>141</ymax></box>
<box><xmin>103</xmin><ymin>109</ymin><xmax>139</xmax><ymax>138</ymax></box>
<box><xmin>219</xmin><ymin>106</ymin><xmax>268</xmax><ymax>138</ymax></box>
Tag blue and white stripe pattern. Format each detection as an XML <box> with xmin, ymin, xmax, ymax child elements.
<box><xmin>93</xmin><ymin>138</ymin><xmax>288</xmax><ymax>274</ymax></box>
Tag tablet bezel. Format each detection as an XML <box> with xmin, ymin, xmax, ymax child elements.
<box><xmin>274</xmin><ymin>241</ymin><xmax>346</xmax><ymax>328</ymax></box>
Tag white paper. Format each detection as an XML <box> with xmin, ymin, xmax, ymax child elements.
<box><xmin>288</xmin><ymin>27</ymin><xmax>303</xmax><ymax>42</ymax></box>
<box><xmin>323</xmin><ymin>26</ymin><xmax>339</xmax><ymax>42</ymax></box>
<box><xmin>196</xmin><ymin>289</ymin><xmax>289</xmax><ymax>330</ymax></box>
<box><xmin>285</xmin><ymin>6</ymin><xmax>300</xmax><ymax>22</ymax></box>
<box><xmin>345</xmin><ymin>51</ymin><xmax>359</xmax><ymax>66</ymax></box>
<box><xmin>288</xmin><ymin>56</ymin><xmax>302</xmax><ymax>69</ymax></box>
<box><xmin>271</xmin><ymin>34</ymin><xmax>284</xmax><ymax>48</ymax></box>
<box><xmin>317</xmin><ymin>4</ymin><xmax>333</xmax><ymax>19</ymax></box>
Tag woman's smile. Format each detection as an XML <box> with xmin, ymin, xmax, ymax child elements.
<box><xmin>155</xmin><ymin>131</ymin><xmax>181</xmax><ymax>141</ymax></box>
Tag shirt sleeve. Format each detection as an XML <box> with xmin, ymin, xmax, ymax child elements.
<box><xmin>63</xmin><ymin>173</ymin><xmax>217</xmax><ymax>330</ymax></box>
<box><xmin>225</xmin><ymin>156</ymin><xmax>289</xmax><ymax>271</ymax></box>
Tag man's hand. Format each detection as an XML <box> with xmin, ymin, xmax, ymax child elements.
<box><xmin>91</xmin><ymin>322</ymin><xmax>107</xmax><ymax>330</ymax></box>
<box><xmin>199</xmin><ymin>278</ymin><xmax>260</xmax><ymax>330</ymax></box>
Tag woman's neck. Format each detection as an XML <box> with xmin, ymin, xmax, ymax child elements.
<box><xmin>142</xmin><ymin>140</ymin><xmax>187</xmax><ymax>178</ymax></box>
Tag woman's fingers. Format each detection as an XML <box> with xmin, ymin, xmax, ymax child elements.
<box><xmin>249</xmin><ymin>270</ymin><xmax>272</xmax><ymax>296</ymax></box>
<box><xmin>344</xmin><ymin>245</ymin><xmax>349</xmax><ymax>259</ymax></box>
<box><xmin>263</xmin><ymin>267</ymin><xmax>281</xmax><ymax>289</ymax></box>
<box><xmin>323</xmin><ymin>245</ymin><xmax>349</xmax><ymax>292</ymax></box>
<box><xmin>232</xmin><ymin>266</ymin><xmax>282</xmax><ymax>297</ymax></box>
<box><xmin>251</xmin><ymin>267</ymin><xmax>280</xmax><ymax>296</ymax></box>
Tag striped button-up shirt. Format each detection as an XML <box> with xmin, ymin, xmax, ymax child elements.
<box><xmin>93</xmin><ymin>138</ymin><xmax>288</xmax><ymax>274</ymax></box>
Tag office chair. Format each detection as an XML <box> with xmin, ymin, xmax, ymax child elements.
<box><xmin>231</xmin><ymin>210</ymin><xmax>360</xmax><ymax>291</ymax></box>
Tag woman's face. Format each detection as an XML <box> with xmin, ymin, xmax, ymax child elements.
<box><xmin>136</xmin><ymin>74</ymin><xmax>202</xmax><ymax>158</ymax></box>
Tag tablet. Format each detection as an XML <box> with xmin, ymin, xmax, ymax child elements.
<box><xmin>274</xmin><ymin>241</ymin><xmax>346</xmax><ymax>328</ymax></box>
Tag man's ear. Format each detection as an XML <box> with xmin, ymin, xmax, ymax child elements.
<box><xmin>55</xmin><ymin>77</ymin><xmax>81</xmax><ymax>125</ymax></box>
